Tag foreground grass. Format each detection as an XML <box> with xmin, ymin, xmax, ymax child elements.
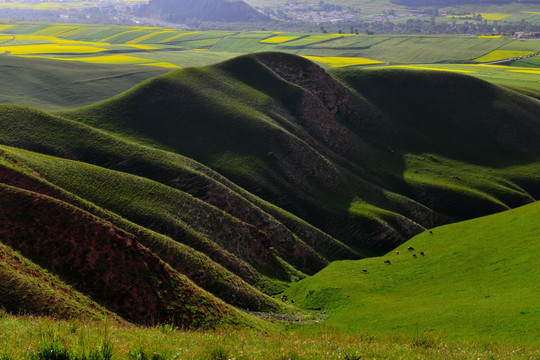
<box><xmin>0</xmin><ymin>315</ymin><xmax>538</xmax><ymax>360</ymax></box>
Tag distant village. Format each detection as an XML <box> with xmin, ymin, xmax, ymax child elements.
<box><xmin>514</xmin><ymin>32</ymin><xmax>540</xmax><ymax>40</ymax></box>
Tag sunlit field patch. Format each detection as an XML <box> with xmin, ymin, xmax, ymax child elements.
<box><xmin>99</xmin><ymin>29</ymin><xmax>140</xmax><ymax>43</ymax></box>
<box><xmin>387</xmin><ymin>65</ymin><xmax>476</xmax><ymax>73</ymax></box>
<box><xmin>0</xmin><ymin>44</ymin><xmax>107</xmax><ymax>55</ymax></box>
<box><xmin>32</xmin><ymin>25</ymin><xmax>82</xmax><ymax>37</ymax></box>
<box><xmin>126</xmin><ymin>30</ymin><xmax>174</xmax><ymax>44</ymax></box>
<box><xmin>303</xmin><ymin>55</ymin><xmax>383</xmax><ymax>67</ymax></box>
<box><xmin>125</xmin><ymin>44</ymin><xmax>159</xmax><ymax>50</ymax></box>
<box><xmin>260</xmin><ymin>36</ymin><xmax>301</xmax><ymax>44</ymax></box>
<box><xmin>475</xmin><ymin>50</ymin><xmax>537</xmax><ymax>62</ymax></box>
<box><xmin>0</xmin><ymin>25</ymin><xmax>14</xmax><ymax>32</ymax></box>
<box><xmin>0</xmin><ymin>35</ymin><xmax>109</xmax><ymax>46</ymax></box>
<box><xmin>478</xmin><ymin>35</ymin><xmax>502</xmax><ymax>38</ymax></box>
<box><xmin>140</xmin><ymin>61</ymin><xmax>181</xmax><ymax>68</ymax></box>
<box><xmin>281</xmin><ymin>34</ymin><xmax>356</xmax><ymax>46</ymax></box>
<box><xmin>157</xmin><ymin>31</ymin><xmax>200</xmax><ymax>43</ymax></box>
<box><xmin>507</xmin><ymin>69</ymin><xmax>540</xmax><ymax>75</ymax></box>
<box><xmin>21</xmin><ymin>54</ymin><xmax>153</xmax><ymax>64</ymax></box>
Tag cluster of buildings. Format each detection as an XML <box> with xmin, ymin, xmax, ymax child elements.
<box><xmin>514</xmin><ymin>32</ymin><xmax>540</xmax><ymax>40</ymax></box>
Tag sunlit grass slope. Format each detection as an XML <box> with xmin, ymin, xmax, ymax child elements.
<box><xmin>0</xmin><ymin>55</ymin><xmax>167</xmax><ymax>110</ymax></box>
<box><xmin>286</xmin><ymin>201</ymin><xmax>540</xmax><ymax>344</ymax></box>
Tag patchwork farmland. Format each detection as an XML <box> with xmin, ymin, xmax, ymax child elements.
<box><xmin>0</xmin><ymin>22</ymin><xmax>538</xmax><ymax>100</ymax></box>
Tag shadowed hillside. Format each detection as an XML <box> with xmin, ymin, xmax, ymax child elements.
<box><xmin>0</xmin><ymin>52</ymin><xmax>539</xmax><ymax>327</ymax></box>
<box><xmin>62</xmin><ymin>52</ymin><xmax>540</xmax><ymax>252</ymax></box>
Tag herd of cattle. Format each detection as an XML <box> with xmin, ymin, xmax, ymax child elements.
<box><xmin>362</xmin><ymin>231</ymin><xmax>432</xmax><ymax>272</ymax></box>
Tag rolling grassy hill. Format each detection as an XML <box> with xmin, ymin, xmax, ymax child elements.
<box><xmin>61</xmin><ymin>53</ymin><xmax>540</xmax><ymax>251</ymax></box>
<box><xmin>0</xmin><ymin>55</ymin><xmax>168</xmax><ymax>111</ymax></box>
<box><xmin>285</xmin><ymin>200</ymin><xmax>540</xmax><ymax>344</ymax></box>
<box><xmin>0</xmin><ymin>52</ymin><xmax>539</xmax><ymax>334</ymax></box>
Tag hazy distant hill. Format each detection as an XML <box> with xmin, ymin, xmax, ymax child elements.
<box><xmin>138</xmin><ymin>0</ymin><xmax>269</xmax><ymax>23</ymax></box>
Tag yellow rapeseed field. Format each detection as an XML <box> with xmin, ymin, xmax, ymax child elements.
<box><xmin>478</xmin><ymin>35</ymin><xmax>502</xmax><ymax>38</ymax></box>
<box><xmin>260</xmin><ymin>36</ymin><xmax>301</xmax><ymax>44</ymax></box>
<box><xmin>1</xmin><ymin>35</ymin><xmax>108</xmax><ymax>46</ymax></box>
<box><xmin>474</xmin><ymin>50</ymin><xmax>537</xmax><ymax>62</ymax></box>
<box><xmin>0</xmin><ymin>44</ymin><xmax>107</xmax><ymax>55</ymax></box>
<box><xmin>22</xmin><ymin>54</ymin><xmax>150</xmax><ymax>64</ymax></box>
<box><xmin>0</xmin><ymin>25</ymin><xmax>14</xmax><ymax>32</ymax></box>
<box><xmin>387</xmin><ymin>65</ymin><xmax>476</xmax><ymax>73</ymax></box>
<box><xmin>507</xmin><ymin>69</ymin><xmax>540</xmax><ymax>75</ymax></box>
<box><xmin>140</xmin><ymin>62</ymin><xmax>181</xmax><ymax>68</ymax></box>
<box><xmin>125</xmin><ymin>44</ymin><xmax>159</xmax><ymax>50</ymax></box>
<box><xmin>21</xmin><ymin>54</ymin><xmax>178</xmax><ymax>69</ymax></box>
<box><xmin>302</xmin><ymin>55</ymin><xmax>383</xmax><ymax>67</ymax></box>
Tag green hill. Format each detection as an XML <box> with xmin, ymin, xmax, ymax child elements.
<box><xmin>0</xmin><ymin>52</ymin><xmax>539</xmax><ymax>331</ymax></box>
<box><xmin>285</xmin><ymin>200</ymin><xmax>540</xmax><ymax>343</ymax></box>
<box><xmin>0</xmin><ymin>240</ymin><xmax>115</xmax><ymax>321</ymax></box>
<box><xmin>0</xmin><ymin>56</ymin><xmax>168</xmax><ymax>111</ymax></box>
<box><xmin>61</xmin><ymin>52</ymin><xmax>540</xmax><ymax>253</ymax></box>
<box><xmin>0</xmin><ymin>166</ymin><xmax>244</xmax><ymax>328</ymax></box>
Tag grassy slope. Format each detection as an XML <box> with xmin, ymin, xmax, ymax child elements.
<box><xmin>0</xmin><ymin>147</ymin><xmax>283</xmax><ymax>312</ymax></box>
<box><xmin>0</xmin><ymin>180</ymin><xmax>244</xmax><ymax>329</ymax></box>
<box><xmin>0</xmin><ymin>241</ymin><xmax>115</xmax><ymax>321</ymax></box>
<box><xmin>0</xmin><ymin>102</ymin><xmax>353</xmax><ymax>293</ymax></box>
<box><xmin>286</xmin><ymin>201</ymin><xmax>540</xmax><ymax>344</ymax></box>
<box><xmin>0</xmin><ymin>56</ymin><xmax>168</xmax><ymax>111</ymax></box>
<box><xmin>60</xmin><ymin>53</ymin><xmax>540</xmax><ymax>254</ymax></box>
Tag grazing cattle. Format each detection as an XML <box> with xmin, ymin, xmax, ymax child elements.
<box><xmin>362</xmin><ymin>269</ymin><xmax>368</xmax><ymax>273</ymax></box>
<box><xmin>408</xmin><ymin>246</ymin><xmax>414</xmax><ymax>252</ymax></box>
<box><xmin>420</xmin><ymin>252</ymin><xmax>425</xmax><ymax>256</ymax></box>
<box><xmin>429</xmin><ymin>230</ymin><xmax>433</xmax><ymax>235</ymax></box>
<box><xmin>395</xmin><ymin>251</ymin><xmax>400</xmax><ymax>255</ymax></box>
<box><xmin>412</xmin><ymin>254</ymin><xmax>417</xmax><ymax>258</ymax></box>
<box><xmin>384</xmin><ymin>260</ymin><xmax>391</xmax><ymax>265</ymax></box>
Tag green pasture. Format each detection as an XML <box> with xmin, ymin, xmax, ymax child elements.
<box><xmin>0</xmin><ymin>56</ymin><xmax>168</xmax><ymax>110</ymax></box>
<box><xmin>286</xmin><ymin>201</ymin><xmax>540</xmax><ymax>344</ymax></box>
